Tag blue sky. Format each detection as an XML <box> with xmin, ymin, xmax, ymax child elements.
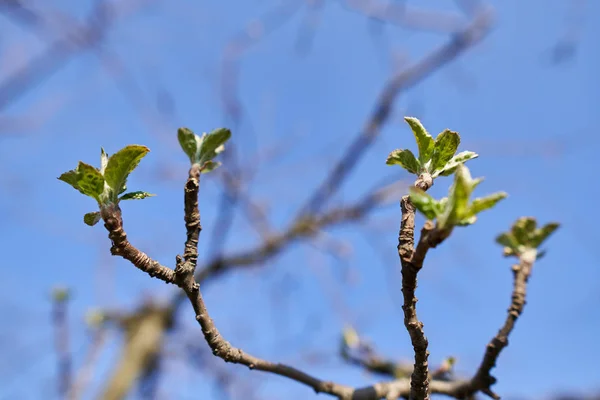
<box><xmin>0</xmin><ymin>0</ymin><xmax>599</xmax><ymax>399</ymax></box>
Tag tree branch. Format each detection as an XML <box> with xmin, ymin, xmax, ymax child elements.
<box><xmin>397</xmin><ymin>173</ymin><xmax>439</xmax><ymax>400</ymax></box>
<box><xmin>469</xmin><ymin>249</ymin><xmax>538</xmax><ymax>399</ymax></box>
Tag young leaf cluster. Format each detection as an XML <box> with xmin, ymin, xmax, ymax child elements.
<box><xmin>409</xmin><ymin>164</ymin><xmax>507</xmax><ymax>230</ymax></box>
<box><xmin>177</xmin><ymin>127</ymin><xmax>231</xmax><ymax>172</ymax></box>
<box><xmin>496</xmin><ymin>217</ymin><xmax>559</xmax><ymax>258</ymax></box>
<box><xmin>58</xmin><ymin>145</ymin><xmax>154</xmax><ymax>226</ymax></box>
<box><xmin>386</xmin><ymin>117</ymin><xmax>478</xmax><ymax>178</ymax></box>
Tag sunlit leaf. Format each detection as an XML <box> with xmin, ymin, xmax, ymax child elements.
<box><xmin>100</xmin><ymin>148</ymin><xmax>109</xmax><ymax>174</ymax></box>
<box><xmin>431</xmin><ymin>129</ymin><xmax>460</xmax><ymax>174</ymax></box>
<box><xmin>435</xmin><ymin>151</ymin><xmax>478</xmax><ymax>177</ymax></box>
<box><xmin>199</xmin><ymin>128</ymin><xmax>231</xmax><ymax>164</ymax></box>
<box><xmin>512</xmin><ymin>217</ymin><xmax>537</xmax><ymax>245</ymax></box>
<box><xmin>178</xmin><ymin>127</ymin><xmax>201</xmax><ymax>164</ymax></box>
<box><xmin>200</xmin><ymin>160</ymin><xmax>222</xmax><ymax>173</ymax></box>
<box><xmin>104</xmin><ymin>145</ymin><xmax>150</xmax><ymax>199</ymax></box>
<box><xmin>496</xmin><ymin>232</ymin><xmax>519</xmax><ymax>249</ymax></box>
<box><xmin>468</xmin><ymin>192</ymin><xmax>508</xmax><ymax>216</ymax></box>
<box><xmin>119</xmin><ymin>191</ymin><xmax>155</xmax><ymax>201</ymax></box>
<box><xmin>440</xmin><ymin>165</ymin><xmax>471</xmax><ymax>228</ymax></box>
<box><xmin>404</xmin><ymin>117</ymin><xmax>434</xmax><ymax>165</ymax></box>
<box><xmin>386</xmin><ymin>149</ymin><xmax>420</xmax><ymax>174</ymax></box>
<box><xmin>530</xmin><ymin>222</ymin><xmax>560</xmax><ymax>248</ymax></box>
<box><xmin>409</xmin><ymin>187</ymin><xmax>439</xmax><ymax>220</ymax></box>
<box><xmin>58</xmin><ymin>162</ymin><xmax>105</xmax><ymax>200</ymax></box>
<box><xmin>342</xmin><ymin>325</ymin><xmax>360</xmax><ymax>348</ymax></box>
<box><xmin>84</xmin><ymin>211</ymin><xmax>101</xmax><ymax>226</ymax></box>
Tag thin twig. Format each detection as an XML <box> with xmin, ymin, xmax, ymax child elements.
<box><xmin>470</xmin><ymin>249</ymin><xmax>538</xmax><ymax>399</ymax></box>
<box><xmin>52</xmin><ymin>295</ymin><xmax>71</xmax><ymax>398</ymax></box>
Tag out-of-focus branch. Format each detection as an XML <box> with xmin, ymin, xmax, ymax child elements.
<box><xmin>194</xmin><ymin>179</ymin><xmax>406</xmax><ymax>284</ymax></box>
<box><xmin>99</xmin><ymin>304</ymin><xmax>173</xmax><ymax>400</ymax></box>
<box><xmin>51</xmin><ymin>287</ymin><xmax>71</xmax><ymax>399</ymax></box>
<box><xmin>0</xmin><ymin>0</ymin><xmax>150</xmax><ymax>113</ymax></box>
<box><xmin>68</xmin><ymin>328</ymin><xmax>108</xmax><ymax>400</ymax></box>
<box><xmin>220</xmin><ymin>0</ymin><xmax>303</xmax><ymax>121</ymax></box>
<box><xmin>341</xmin><ymin>0</ymin><xmax>466</xmax><ymax>34</ymax></box>
<box><xmin>341</xmin><ymin>327</ymin><xmax>413</xmax><ymax>379</ymax></box>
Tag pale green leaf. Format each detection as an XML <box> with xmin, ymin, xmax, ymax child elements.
<box><xmin>512</xmin><ymin>217</ymin><xmax>537</xmax><ymax>245</ymax></box>
<box><xmin>342</xmin><ymin>325</ymin><xmax>360</xmax><ymax>348</ymax></box>
<box><xmin>199</xmin><ymin>128</ymin><xmax>231</xmax><ymax>164</ymax></box>
<box><xmin>456</xmin><ymin>215</ymin><xmax>477</xmax><ymax>226</ymax></box>
<box><xmin>84</xmin><ymin>211</ymin><xmax>101</xmax><ymax>226</ymax></box>
<box><xmin>529</xmin><ymin>222</ymin><xmax>560</xmax><ymax>248</ymax></box>
<box><xmin>435</xmin><ymin>151</ymin><xmax>478</xmax><ymax>177</ymax></box>
<box><xmin>409</xmin><ymin>187</ymin><xmax>439</xmax><ymax>219</ymax></box>
<box><xmin>58</xmin><ymin>169</ymin><xmax>84</xmax><ymax>194</ymax></box>
<box><xmin>104</xmin><ymin>145</ymin><xmax>150</xmax><ymax>199</ymax></box>
<box><xmin>448</xmin><ymin>165</ymin><xmax>472</xmax><ymax>224</ymax></box>
<box><xmin>496</xmin><ymin>232</ymin><xmax>519</xmax><ymax>249</ymax></box>
<box><xmin>119</xmin><ymin>191</ymin><xmax>155</xmax><ymax>201</ymax></box>
<box><xmin>434</xmin><ymin>197</ymin><xmax>448</xmax><ymax>216</ymax></box>
<box><xmin>51</xmin><ymin>287</ymin><xmax>71</xmax><ymax>302</ymax></box>
<box><xmin>100</xmin><ymin>148</ymin><xmax>109</xmax><ymax>174</ymax></box>
<box><xmin>468</xmin><ymin>192</ymin><xmax>508</xmax><ymax>217</ymax></box>
<box><xmin>200</xmin><ymin>160</ymin><xmax>222</xmax><ymax>173</ymax></box>
<box><xmin>431</xmin><ymin>129</ymin><xmax>460</xmax><ymax>174</ymax></box>
<box><xmin>404</xmin><ymin>117</ymin><xmax>434</xmax><ymax>164</ymax></box>
<box><xmin>386</xmin><ymin>149</ymin><xmax>420</xmax><ymax>174</ymax></box>
<box><xmin>178</xmin><ymin>127</ymin><xmax>201</xmax><ymax>164</ymax></box>
<box><xmin>58</xmin><ymin>162</ymin><xmax>105</xmax><ymax>200</ymax></box>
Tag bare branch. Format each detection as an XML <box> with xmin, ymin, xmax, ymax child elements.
<box><xmin>470</xmin><ymin>249</ymin><xmax>539</xmax><ymax>399</ymax></box>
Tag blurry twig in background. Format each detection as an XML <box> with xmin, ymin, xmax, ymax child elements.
<box><xmin>51</xmin><ymin>287</ymin><xmax>71</xmax><ymax>399</ymax></box>
<box><xmin>67</xmin><ymin>328</ymin><xmax>108</xmax><ymax>400</ymax></box>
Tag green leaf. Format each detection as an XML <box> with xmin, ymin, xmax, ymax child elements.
<box><xmin>119</xmin><ymin>191</ymin><xmax>155</xmax><ymax>201</ymax></box>
<box><xmin>456</xmin><ymin>215</ymin><xmax>477</xmax><ymax>226</ymax></box>
<box><xmin>512</xmin><ymin>217</ymin><xmax>537</xmax><ymax>245</ymax></box>
<box><xmin>468</xmin><ymin>192</ymin><xmax>508</xmax><ymax>216</ymax></box>
<box><xmin>435</xmin><ymin>151</ymin><xmax>478</xmax><ymax>177</ymax></box>
<box><xmin>431</xmin><ymin>129</ymin><xmax>460</xmax><ymax>174</ymax></box>
<box><xmin>342</xmin><ymin>325</ymin><xmax>360</xmax><ymax>348</ymax></box>
<box><xmin>104</xmin><ymin>145</ymin><xmax>150</xmax><ymax>199</ymax></box>
<box><xmin>84</xmin><ymin>211</ymin><xmax>101</xmax><ymax>226</ymax></box>
<box><xmin>386</xmin><ymin>149</ymin><xmax>420</xmax><ymax>174</ymax></box>
<box><xmin>178</xmin><ymin>127</ymin><xmax>201</xmax><ymax>164</ymax></box>
<box><xmin>529</xmin><ymin>222</ymin><xmax>560</xmax><ymax>248</ymax></box>
<box><xmin>200</xmin><ymin>160</ymin><xmax>222</xmax><ymax>173</ymax></box>
<box><xmin>58</xmin><ymin>162</ymin><xmax>105</xmax><ymax>200</ymax></box>
<box><xmin>100</xmin><ymin>148</ymin><xmax>109</xmax><ymax>174</ymax></box>
<box><xmin>58</xmin><ymin>169</ymin><xmax>83</xmax><ymax>194</ymax></box>
<box><xmin>409</xmin><ymin>187</ymin><xmax>439</xmax><ymax>219</ymax></box>
<box><xmin>51</xmin><ymin>287</ymin><xmax>71</xmax><ymax>302</ymax></box>
<box><xmin>404</xmin><ymin>117</ymin><xmax>434</xmax><ymax>165</ymax></box>
<box><xmin>496</xmin><ymin>232</ymin><xmax>519</xmax><ymax>249</ymax></box>
<box><xmin>446</xmin><ymin>165</ymin><xmax>472</xmax><ymax>227</ymax></box>
<box><xmin>199</xmin><ymin>128</ymin><xmax>231</xmax><ymax>164</ymax></box>
<box><xmin>434</xmin><ymin>197</ymin><xmax>448</xmax><ymax>216</ymax></box>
